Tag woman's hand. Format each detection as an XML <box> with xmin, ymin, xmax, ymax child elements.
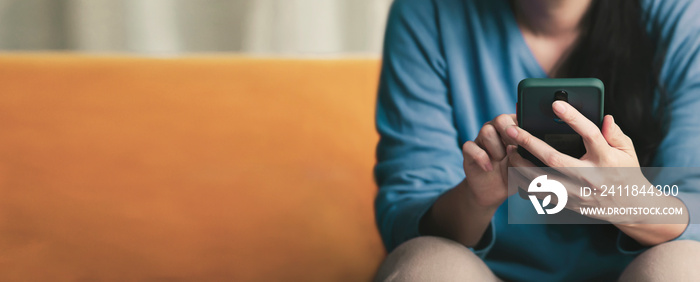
<box><xmin>508</xmin><ymin>101</ymin><xmax>639</xmax><ymax>169</ymax></box>
<box><xmin>460</xmin><ymin>114</ymin><xmax>519</xmax><ymax>210</ymax></box>
<box><xmin>507</xmin><ymin>101</ymin><xmax>644</xmax><ymax>216</ymax></box>
<box><xmin>420</xmin><ymin>114</ymin><xmax>523</xmax><ymax>247</ymax></box>
<box><xmin>507</xmin><ymin>101</ymin><xmax>659</xmax><ymax>219</ymax></box>
<box><xmin>507</xmin><ymin>101</ymin><xmax>688</xmax><ymax>245</ymax></box>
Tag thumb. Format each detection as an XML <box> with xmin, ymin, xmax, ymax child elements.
<box><xmin>601</xmin><ymin>115</ymin><xmax>634</xmax><ymax>152</ymax></box>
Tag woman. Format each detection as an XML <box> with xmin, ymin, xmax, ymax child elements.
<box><xmin>373</xmin><ymin>0</ymin><xmax>700</xmax><ymax>280</ymax></box>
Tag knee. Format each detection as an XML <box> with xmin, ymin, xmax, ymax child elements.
<box><xmin>620</xmin><ymin>240</ymin><xmax>700</xmax><ymax>281</ymax></box>
<box><xmin>374</xmin><ymin>236</ymin><xmax>496</xmax><ymax>282</ymax></box>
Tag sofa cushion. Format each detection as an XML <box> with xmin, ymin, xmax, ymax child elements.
<box><xmin>0</xmin><ymin>55</ymin><xmax>384</xmax><ymax>281</ymax></box>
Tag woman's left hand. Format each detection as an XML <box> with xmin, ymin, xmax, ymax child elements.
<box><xmin>506</xmin><ymin>100</ymin><xmax>688</xmax><ymax>245</ymax></box>
<box><xmin>507</xmin><ymin>101</ymin><xmax>644</xmax><ymax>222</ymax></box>
<box><xmin>508</xmin><ymin>100</ymin><xmax>638</xmax><ymax>169</ymax></box>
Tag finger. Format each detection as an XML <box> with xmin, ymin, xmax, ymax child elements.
<box><xmin>506</xmin><ymin>144</ymin><xmax>518</xmax><ymax>155</ymax></box>
<box><xmin>509</xmin><ymin>152</ymin><xmax>548</xmax><ymax>179</ymax></box>
<box><xmin>475</xmin><ymin>123</ymin><xmax>506</xmax><ymax>160</ymax></box>
<box><xmin>506</xmin><ymin>125</ymin><xmax>580</xmax><ymax>168</ymax></box>
<box><xmin>508</xmin><ymin>150</ymin><xmax>537</xmax><ymax>168</ymax></box>
<box><xmin>512</xmin><ymin>153</ymin><xmax>585</xmax><ymax>195</ymax></box>
<box><xmin>601</xmin><ymin>115</ymin><xmax>635</xmax><ymax>152</ymax></box>
<box><xmin>552</xmin><ymin>101</ymin><xmax>608</xmax><ymax>154</ymax></box>
<box><xmin>463</xmin><ymin>141</ymin><xmax>493</xmax><ymax>172</ymax></box>
<box><xmin>490</xmin><ymin>114</ymin><xmax>518</xmax><ymax>146</ymax></box>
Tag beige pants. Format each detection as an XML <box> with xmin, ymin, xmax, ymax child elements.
<box><xmin>374</xmin><ymin>236</ymin><xmax>700</xmax><ymax>282</ymax></box>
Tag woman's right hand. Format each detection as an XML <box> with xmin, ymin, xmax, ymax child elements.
<box><xmin>460</xmin><ymin>114</ymin><xmax>519</xmax><ymax>210</ymax></box>
<box><xmin>420</xmin><ymin>114</ymin><xmax>521</xmax><ymax>246</ymax></box>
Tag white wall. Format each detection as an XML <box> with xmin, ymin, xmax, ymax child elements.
<box><xmin>0</xmin><ymin>0</ymin><xmax>392</xmax><ymax>55</ymax></box>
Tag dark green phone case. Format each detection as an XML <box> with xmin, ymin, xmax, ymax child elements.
<box><xmin>516</xmin><ymin>78</ymin><xmax>605</xmax><ymax>166</ymax></box>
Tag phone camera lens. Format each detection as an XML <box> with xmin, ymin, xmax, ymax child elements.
<box><xmin>554</xmin><ymin>90</ymin><xmax>568</xmax><ymax>102</ymax></box>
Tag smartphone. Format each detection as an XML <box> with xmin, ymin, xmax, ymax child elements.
<box><xmin>516</xmin><ymin>78</ymin><xmax>604</xmax><ymax>167</ymax></box>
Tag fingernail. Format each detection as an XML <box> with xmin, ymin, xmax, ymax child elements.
<box><xmin>553</xmin><ymin>101</ymin><xmax>567</xmax><ymax>114</ymax></box>
<box><xmin>506</xmin><ymin>126</ymin><xmax>518</xmax><ymax>139</ymax></box>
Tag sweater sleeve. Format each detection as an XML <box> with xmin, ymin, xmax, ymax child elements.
<box><xmin>648</xmin><ymin>0</ymin><xmax>700</xmax><ymax>242</ymax></box>
<box><xmin>617</xmin><ymin>0</ymin><xmax>700</xmax><ymax>253</ymax></box>
<box><xmin>374</xmin><ymin>0</ymin><xmax>495</xmax><ymax>257</ymax></box>
<box><xmin>374</xmin><ymin>0</ymin><xmax>495</xmax><ymax>255</ymax></box>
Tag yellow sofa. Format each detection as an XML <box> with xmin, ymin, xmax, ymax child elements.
<box><xmin>0</xmin><ymin>54</ymin><xmax>384</xmax><ymax>281</ymax></box>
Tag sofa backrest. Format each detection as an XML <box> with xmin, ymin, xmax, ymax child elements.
<box><xmin>0</xmin><ymin>55</ymin><xmax>384</xmax><ymax>281</ymax></box>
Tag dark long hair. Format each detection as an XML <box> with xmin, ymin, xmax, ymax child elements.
<box><xmin>557</xmin><ymin>0</ymin><xmax>663</xmax><ymax>166</ymax></box>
